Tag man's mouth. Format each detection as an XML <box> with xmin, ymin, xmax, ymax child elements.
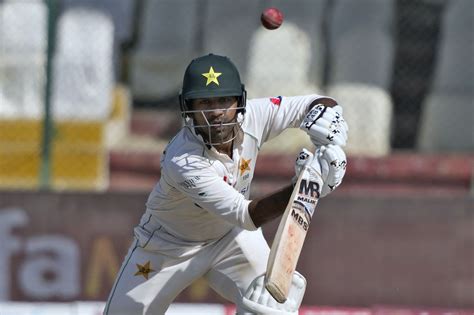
<box><xmin>211</xmin><ymin>121</ymin><xmax>225</xmax><ymax>129</ymax></box>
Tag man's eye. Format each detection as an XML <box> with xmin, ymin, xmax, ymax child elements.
<box><xmin>220</xmin><ymin>97</ymin><xmax>233</xmax><ymax>104</ymax></box>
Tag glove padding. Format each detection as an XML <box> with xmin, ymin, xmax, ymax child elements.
<box><xmin>241</xmin><ymin>271</ymin><xmax>306</xmax><ymax>315</ymax></box>
<box><xmin>300</xmin><ymin>104</ymin><xmax>348</xmax><ymax>147</ymax></box>
<box><xmin>294</xmin><ymin>145</ymin><xmax>347</xmax><ymax>198</ymax></box>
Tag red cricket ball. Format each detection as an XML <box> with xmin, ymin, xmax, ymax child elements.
<box><xmin>261</xmin><ymin>7</ymin><xmax>284</xmax><ymax>30</ymax></box>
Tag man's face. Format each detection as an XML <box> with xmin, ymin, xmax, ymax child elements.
<box><xmin>191</xmin><ymin>96</ymin><xmax>239</xmax><ymax>144</ymax></box>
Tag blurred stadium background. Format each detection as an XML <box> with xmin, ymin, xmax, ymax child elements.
<box><xmin>0</xmin><ymin>0</ymin><xmax>472</xmax><ymax>314</ymax></box>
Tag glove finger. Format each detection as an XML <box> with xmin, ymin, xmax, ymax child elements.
<box><xmin>328</xmin><ymin>145</ymin><xmax>347</xmax><ymax>169</ymax></box>
<box><xmin>267</xmin><ymin>296</ymin><xmax>278</xmax><ymax>310</ymax></box>
<box><xmin>316</xmin><ymin>115</ymin><xmax>334</xmax><ymax>128</ymax></box>
<box><xmin>341</xmin><ymin>118</ymin><xmax>349</xmax><ymax>132</ymax></box>
<box><xmin>323</xmin><ymin>145</ymin><xmax>346</xmax><ymax>165</ymax></box>
<box><xmin>322</xmin><ymin>146</ymin><xmax>345</xmax><ymax>185</ymax></box>
<box><xmin>318</xmin><ymin>145</ymin><xmax>346</xmax><ymax>197</ymax></box>
<box><xmin>311</xmin><ymin>133</ymin><xmax>346</xmax><ymax>147</ymax></box>
<box><xmin>301</xmin><ymin>147</ymin><xmax>314</xmax><ymax>159</ymax></box>
<box><xmin>287</xmin><ymin>271</ymin><xmax>307</xmax><ymax>311</ymax></box>
<box><xmin>320</xmin><ymin>108</ymin><xmax>337</xmax><ymax>122</ymax></box>
<box><xmin>248</xmin><ymin>285</ymin><xmax>258</xmax><ymax>301</ymax></box>
<box><xmin>253</xmin><ymin>276</ymin><xmax>266</xmax><ymax>304</ymax></box>
<box><xmin>334</xmin><ymin>132</ymin><xmax>347</xmax><ymax>147</ymax></box>
<box><xmin>331</xmin><ymin>133</ymin><xmax>347</xmax><ymax>147</ymax></box>
<box><xmin>329</xmin><ymin>114</ymin><xmax>347</xmax><ymax>133</ymax></box>
<box><xmin>317</xmin><ymin>154</ymin><xmax>330</xmax><ymax>180</ymax></box>
<box><xmin>324</xmin><ymin>114</ymin><xmax>348</xmax><ymax>146</ymax></box>
<box><xmin>292</xmin><ymin>271</ymin><xmax>307</xmax><ymax>289</ymax></box>
<box><xmin>326</xmin><ymin>108</ymin><xmax>347</xmax><ymax>131</ymax></box>
<box><xmin>336</xmin><ymin>123</ymin><xmax>348</xmax><ymax>144</ymax></box>
<box><xmin>328</xmin><ymin>107</ymin><xmax>345</xmax><ymax>126</ymax></box>
<box><xmin>307</xmin><ymin>125</ymin><xmax>336</xmax><ymax>143</ymax></box>
<box><xmin>339</xmin><ymin>124</ymin><xmax>348</xmax><ymax>140</ymax></box>
<box><xmin>296</xmin><ymin>148</ymin><xmax>314</xmax><ymax>166</ymax></box>
<box><xmin>332</xmin><ymin>105</ymin><xmax>344</xmax><ymax>115</ymax></box>
<box><xmin>314</xmin><ymin>145</ymin><xmax>324</xmax><ymax>157</ymax></box>
<box><xmin>258</xmin><ymin>287</ymin><xmax>269</xmax><ymax>306</ymax></box>
<box><xmin>339</xmin><ymin>128</ymin><xmax>348</xmax><ymax>146</ymax></box>
<box><xmin>295</xmin><ymin>148</ymin><xmax>314</xmax><ymax>179</ymax></box>
<box><xmin>326</xmin><ymin>164</ymin><xmax>338</xmax><ymax>187</ymax></box>
<box><xmin>248</xmin><ymin>275</ymin><xmax>264</xmax><ymax>301</ymax></box>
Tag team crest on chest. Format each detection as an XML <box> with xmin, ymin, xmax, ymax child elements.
<box><xmin>134</xmin><ymin>260</ymin><xmax>155</xmax><ymax>280</ymax></box>
<box><xmin>202</xmin><ymin>66</ymin><xmax>221</xmax><ymax>86</ymax></box>
<box><xmin>239</xmin><ymin>158</ymin><xmax>251</xmax><ymax>176</ymax></box>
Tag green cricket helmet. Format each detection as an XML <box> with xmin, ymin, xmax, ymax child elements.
<box><xmin>179</xmin><ymin>54</ymin><xmax>247</xmax><ymax>116</ymax></box>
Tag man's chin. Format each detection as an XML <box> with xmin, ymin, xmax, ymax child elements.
<box><xmin>210</xmin><ymin>131</ymin><xmax>231</xmax><ymax>142</ymax></box>
<box><xmin>196</xmin><ymin>125</ymin><xmax>236</xmax><ymax>144</ymax></box>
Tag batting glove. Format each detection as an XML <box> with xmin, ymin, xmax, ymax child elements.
<box><xmin>300</xmin><ymin>104</ymin><xmax>348</xmax><ymax>147</ymax></box>
<box><xmin>294</xmin><ymin>145</ymin><xmax>347</xmax><ymax>198</ymax></box>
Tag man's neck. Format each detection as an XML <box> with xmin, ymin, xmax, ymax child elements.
<box><xmin>214</xmin><ymin>141</ymin><xmax>233</xmax><ymax>158</ymax></box>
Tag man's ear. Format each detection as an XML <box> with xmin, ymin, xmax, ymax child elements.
<box><xmin>183</xmin><ymin>99</ymin><xmax>195</xmax><ymax>119</ymax></box>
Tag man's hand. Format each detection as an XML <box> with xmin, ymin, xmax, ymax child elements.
<box><xmin>294</xmin><ymin>146</ymin><xmax>347</xmax><ymax>198</ymax></box>
<box><xmin>241</xmin><ymin>271</ymin><xmax>306</xmax><ymax>315</ymax></box>
<box><xmin>292</xmin><ymin>148</ymin><xmax>323</xmax><ymax>190</ymax></box>
<box><xmin>300</xmin><ymin>104</ymin><xmax>348</xmax><ymax>147</ymax></box>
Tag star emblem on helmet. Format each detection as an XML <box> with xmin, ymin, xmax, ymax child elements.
<box><xmin>202</xmin><ymin>66</ymin><xmax>222</xmax><ymax>86</ymax></box>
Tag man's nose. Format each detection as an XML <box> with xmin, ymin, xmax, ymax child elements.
<box><xmin>208</xmin><ymin>109</ymin><xmax>224</xmax><ymax>121</ymax></box>
<box><xmin>207</xmin><ymin>102</ymin><xmax>225</xmax><ymax>118</ymax></box>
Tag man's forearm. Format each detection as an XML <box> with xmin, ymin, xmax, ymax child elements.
<box><xmin>248</xmin><ymin>184</ymin><xmax>294</xmax><ymax>228</ymax></box>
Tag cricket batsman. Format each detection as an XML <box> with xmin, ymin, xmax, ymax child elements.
<box><xmin>104</xmin><ymin>54</ymin><xmax>348</xmax><ymax>314</ymax></box>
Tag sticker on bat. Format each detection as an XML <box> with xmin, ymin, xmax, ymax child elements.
<box><xmin>298</xmin><ymin>179</ymin><xmax>320</xmax><ymax>199</ymax></box>
<box><xmin>295</xmin><ymin>179</ymin><xmax>320</xmax><ymax>217</ymax></box>
<box><xmin>291</xmin><ymin>202</ymin><xmax>310</xmax><ymax>231</ymax></box>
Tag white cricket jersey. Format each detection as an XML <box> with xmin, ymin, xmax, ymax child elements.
<box><xmin>140</xmin><ymin>94</ymin><xmax>329</xmax><ymax>243</ymax></box>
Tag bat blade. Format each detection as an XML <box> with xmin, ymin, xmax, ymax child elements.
<box><xmin>265</xmin><ymin>167</ymin><xmax>321</xmax><ymax>303</ymax></box>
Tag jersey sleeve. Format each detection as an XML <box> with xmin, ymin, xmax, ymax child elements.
<box><xmin>245</xmin><ymin>94</ymin><xmax>336</xmax><ymax>147</ymax></box>
<box><xmin>162</xmin><ymin>155</ymin><xmax>257</xmax><ymax>231</ymax></box>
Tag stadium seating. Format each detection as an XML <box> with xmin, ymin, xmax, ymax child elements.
<box><xmin>246</xmin><ymin>22</ymin><xmax>318</xmax><ymax>97</ymax></box>
<box><xmin>0</xmin><ymin>4</ymin><xmax>116</xmax><ymax>190</ymax></box>
<box><xmin>59</xmin><ymin>0</ymin><xmax>135</xmax><ymax>80</ymax></box>
<box><xmin>0</xmin><ymin>0</ymin><xmax>47</xmax><ymax>118</ymax></box>
<box><xmin>264</xmin><ymin>0</ymin><xmax>327</xmax><ymax>90</ymax></box>
<box><xmin>326</xmin><ymin>0</ymin><xmax>396</xmax><ymax>156</ymax></box>
<box><xmin>129</xmin><ymin>0</ymin><xmax>199</xmax><ymax>101</ymax></box>
<box><xmin>60</xmin><ymin>0</ymin><xmax>134</xmax><ymax>44</ymax></box>
<box><xmin>328</xmin><ymin>84</ymin><xmax>393</xmax><ymax>156</ymax></box>
<box><xmin>328</xmin><ymin>0</ymin><xmax>395</xmax><ymax>88</ymax></box>
<box><xmin>53</xmin><ymin>8</ymin><xmax>114</xmax><ymax>120</ymax></box>
<box><xmin>247</xmin><ymin>0</ymin><xmax>327</xmax><ymax>153</ymax></box>
<box><xmin>201</xmin><ymin>0</ymin><xmax>263</xmax><ymax>81</ymax></box>
<box><xmin>417</xmin><ymin>0</ymin><xmax>474</xmax><ymax>152</ymax></box>
<box><xmin>246</xmin><ymin>0</ymin><xmax>327</xmax><ymax>97</ymax></box>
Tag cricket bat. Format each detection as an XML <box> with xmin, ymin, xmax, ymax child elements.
<box><xmin>265</xmin><ymin>165</ymin><xmax>322</xmax><ymax>303</ymax></box>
